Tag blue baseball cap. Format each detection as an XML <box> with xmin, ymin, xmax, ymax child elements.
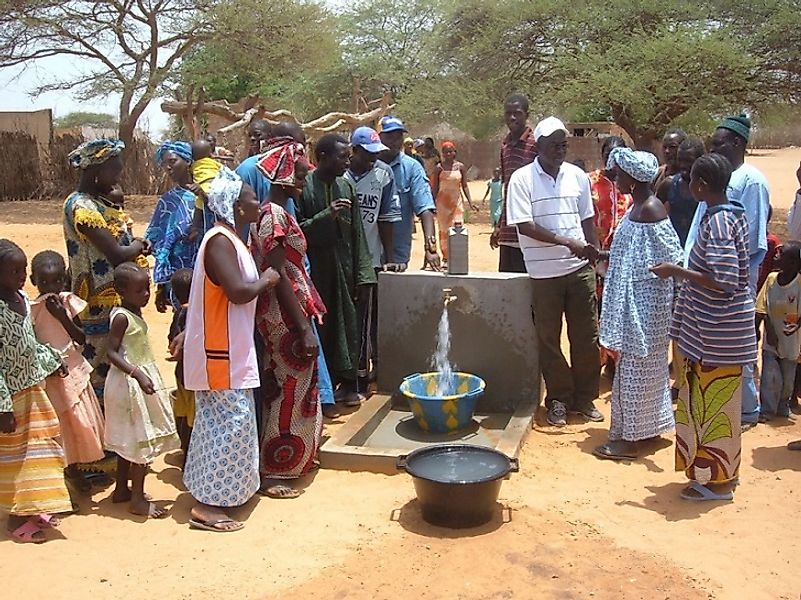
<box><xmin>379</xmin><ymin>115</ymin><xmax>408</xmax><ymax>134</ymax></box>
<box><xmin>351</xmin><ymin>126</ymin><xmax>389</xmax><ymax>153</ymax></box>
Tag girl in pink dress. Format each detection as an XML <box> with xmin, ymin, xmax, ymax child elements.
<box><xmin>30</xmin><ymin>250</ymin><xmax>105</xmax><ymax>493</ymax></box>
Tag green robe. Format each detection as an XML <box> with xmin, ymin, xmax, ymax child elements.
<box><xmin>297</xmin><ymin>171</ymin><xmax>377</xmax><ymax>381</ymax></box>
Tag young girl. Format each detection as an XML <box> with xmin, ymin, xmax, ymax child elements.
<box><xmin>30</xmin><ymin>250</ymin><xmax>105</xmax><ymax>493</ymax></box>
<box><xmin>104</xmin><ymin>262</ymin><xmax>179</xmax><ymax>518</ymax></box>
<box><xmin>0</xmin><ymin>240</ymin><xmax>72</xmax><ymax>543</ymax></box>
<box><xmin>756</xmin><ymin>240</ymin><xmax>801</xmax><ymax>421</ymax></box>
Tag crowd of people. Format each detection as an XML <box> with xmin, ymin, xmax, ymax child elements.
<box><xmin>0</xmin><ymin>91</ymin><xmax>798</xmax><ymax>541</ymax></box>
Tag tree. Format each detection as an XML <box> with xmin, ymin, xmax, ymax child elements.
<box><xmin>440</xmin><ymin>0</ymin><xmax>766</xmax><ymax>147</ymax></box>
<box><xmin>0</xmin><ymin>1</ymin><xmax>215</xmax><ymax>148</ymax></box>
<box><xmin>55</xmin><ymin>111</ymin><xmax>118</xmax><ymax>129</ymax></box>
<box><xmin>179</xmin><ymin>0</ymin><xmax>344</xmax><ymax>122</ymax></box>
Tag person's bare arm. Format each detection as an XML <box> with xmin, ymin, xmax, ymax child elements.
<box><xmin>77</xmin><ymin>224</ymin><xmax>147</xmax><ymax>266</ymax></box>
<box><xmin>264</xmin><ymin>245</ymin><xmax>318</xmax><ymax>357</ymax></box>
<box><xmin>205</xmin><ymin>234</ymin><xmax>279</xmax><ymax>304</ymax></box>
<box><xmin>516</xmin><ymin>220</ymin><xmax>593</xmax><ymax>259</ymax></box>
<box><xmin>106</xmin><ymin>312</ymin><xmax>155</xmax><ymax>394</ymax></box>
<box><xmin>650</xmin><ymin>263</ymin><xmax>724</xmax><ymax>291</ymax></box>
<box><xmin>419</xmin><ymin>209</ymin><xmax>442</xmax><ymax>270</ymax></box>
<box><xmin>432</xmin><ymin>166</ymin><xmax>441</xmax><ymax>200</ymax></box>
<box><xmin>378</xmin><ymin>221</ymin><xmax>394</xmax><ymax>265</ymax></box>
<box><xmin>44</xmin><ymin>295</ymin><xmax>85</xmax><ymax>346</ymax></box>
<box><xmin>460</xmin><ymin>164</ymin><xmax>477</xmax><ymax>210</ymax></box>
<box><xmin>656</xmin><ymin>177</ymin><xmax>672</xmax><ymax>209</ymax></box>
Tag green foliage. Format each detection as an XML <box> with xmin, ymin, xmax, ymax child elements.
<box><xmin>54</xmin><ymin>111</ymin><xmax>118</xmax><ymax>129</ymax></box>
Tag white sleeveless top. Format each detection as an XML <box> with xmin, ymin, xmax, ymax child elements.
<box><xmin>184</xmin><ymin>225</ymin><xmax>260</xmax><ymax>391</ymax></box>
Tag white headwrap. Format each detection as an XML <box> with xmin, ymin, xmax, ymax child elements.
<box><xmin>606</xmin><ymin>147</ymin><xmax>659</xmax><ymax>183</ymax></box>
<box><xmin>207</xmin><ymin>165</ymin><xmax>243</xmax><ymax>226</ymax></box>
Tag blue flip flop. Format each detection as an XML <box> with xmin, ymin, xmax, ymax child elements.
<box><xmin>680</xmin><ymin>481</ymin><xmax>733</xmax><ymax>502</ymax></box>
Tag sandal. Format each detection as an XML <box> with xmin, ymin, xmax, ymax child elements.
<box><xmin>680</xmin><ymin>481</ymin><xmax>733</xmax><ymax>502</ymax></box>
<box><xmin>592</xmin><ymin>443</ymin><xmax>636</xmax><ymax>461</ymax></box>
<box><xmin>259</xmin><ymin>484</ymin><xmax>303</xmax><ymax>499</ymax></box>
<box><xmin>29</xmin><ymin>513</ymin><xmax>60</xmax><ymax>529</ymax></box>
<box><xmin>788</xmin><ymin>440</ymin><xmax>801</xmax><ymax>451</ymax></box>
<box><xmin>188</xmin><ymin>517</ymin><xmax>244</xmax><ymax>533</ymax></box>
<box><xmin>10</xmin><ymin>520</ymin><xmax>46</xmax><ymax>544</ymax></box>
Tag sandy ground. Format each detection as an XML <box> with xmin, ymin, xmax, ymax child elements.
<box><xmin>2</xmin><ymin>147</ymin><xmax>801</xmax><ymax>600</ymax></box>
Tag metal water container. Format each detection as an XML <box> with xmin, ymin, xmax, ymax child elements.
<box><xmin>447</xmin><ymin>222</ymin><xmax>469</xmax><ymax>275</ymax></box>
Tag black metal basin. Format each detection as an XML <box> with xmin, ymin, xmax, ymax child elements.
<box><xmin>396</xmin><ymin>444</ymin><xmax>519</xmax><ymax>528</ymax></box>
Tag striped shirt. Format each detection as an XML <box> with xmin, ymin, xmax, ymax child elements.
<box><xmin>506</xmin><ymin>158</ymin><xmax>593</xmax><ymax>279</ymax></box>
<box><xmin>498</xmin><ymin>126</ymin><xmax>538</xmax><ymax>247</ymax></box>
<box><xmin>670</xmin><ymin>204</ymin><xmax>757</xmax><ymax>366</ymax></box>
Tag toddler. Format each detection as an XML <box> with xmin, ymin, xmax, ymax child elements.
<box><xmin>0</xmin><ymin>240</ymin><xmax>72</xmax><ymax>543</ymax></box>
<box><xmin>104</xmin><ymin>262</ymin><xmax>179</xmax><ymax>518</ymax></box>
<box><xmin>167</xmin><ymin>268</ymin><xmax>194</xmax><ymax>467</ymax></box>
<box><xmin>30</xmin><ymin>250</ymin><xmax>105</xmax><ymax>494</ymax></box>
<box><xmin>189</xmin><ymin>138</ymin><xmax>223</xmax><ymax>239</ymax></box>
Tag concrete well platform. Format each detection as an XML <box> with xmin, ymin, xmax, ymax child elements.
<box><xmin>319</xmin><ymin>270</ymin><xmax>541</xmax><ymax>474</ymax></box>
<box><xmin>319</xmin><ymin>392</ymin><xmax>538</xmax><ymax>474</ymax></box>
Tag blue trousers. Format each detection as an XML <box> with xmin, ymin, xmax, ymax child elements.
<box><xmin>759</xmin><ymin>351</ymin><xmax>795</xmax><ymax>417</ymax></box>
<box><xmin>314</xmin><ymin>321</ymin><xmax>335</xmax><ymax>405</ymax></box>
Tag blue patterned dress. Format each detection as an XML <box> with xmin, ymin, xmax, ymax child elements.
<box><xmin>144</xmin><ymin>186</ymin><xmax>198</xmax><ymax>287</ymax></box>
<box><xmin>599</xmin><ymin>214</ymin><xmax>683</xmax><ymax>441</ymax></box>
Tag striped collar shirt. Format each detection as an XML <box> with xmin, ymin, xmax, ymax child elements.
<box><xmin>506</xmin><ymin>157</ymin><xmax>594</xmax><ymax>279</ymax></box>
<box><xmin>498</xmin><ymin>126</ymin><xmax>538</xmax><ymax>247</ymax></box>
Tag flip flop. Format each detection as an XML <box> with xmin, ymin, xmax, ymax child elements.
<box><xmin>28</xmin><ymin>513</ymin><xmax>60</xmax><ymax>529</ymax></box>
<box><xmin>10</xmin><ymin>520</ymin><xmax>46</xmax><ymax>544</ymax></box>
<box><xmin>188</xmin><ymin>517</ymin><xmax>244</xmax><ymax>533</ymax></box>
<box><xmin>258</xmin><ymin>484</ymin><xmax>303</xmax><ymax>499</ymax></box>
<box><xmin>592</xmin><ymin>443</ymin><xmax>637</xmax><ymax>461</ymax></box>
<box><xmin>680</xmin><ymin>481</ymin><xmax>733</xmax><ymax>502</ymax></box>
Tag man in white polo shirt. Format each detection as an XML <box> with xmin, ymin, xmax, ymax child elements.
<box><xmin>506</xmin><ymin>117</ymin><xmax>602</xmax><ymax>427</ymax></box>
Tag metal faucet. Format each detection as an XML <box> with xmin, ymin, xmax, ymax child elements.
<box><xmin>443</xmin><ymin>288</ymin><xmax>457</xmax><ymax>306</ymax></box>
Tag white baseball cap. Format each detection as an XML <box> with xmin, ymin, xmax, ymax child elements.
<box><xmin>533</xmin><ymin>117</ymin><xmax>569</xmax><ymax>141</ymax></box>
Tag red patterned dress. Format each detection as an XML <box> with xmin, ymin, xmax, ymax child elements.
<box><xmin>589</xmin><ymin>169</ymin><xmax>632</xmax><ymax>367</ymax></box>
<box><xmin>252</xmin><ymin>203</ymin><xmax>327</xmax><ymax>479</ymax></box>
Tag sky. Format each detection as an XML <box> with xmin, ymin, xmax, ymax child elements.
<box><xmin>0</xmin><ymin>55</ymin><xmax>171</xmax><ymax>139</ymax></box>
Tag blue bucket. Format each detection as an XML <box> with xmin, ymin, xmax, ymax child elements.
<box><xmin>399</xmin><ymin>372</ymin><xmax>486</xmax><ymax>434</ymax></box>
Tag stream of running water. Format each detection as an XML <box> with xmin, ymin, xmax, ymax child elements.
<box><xmin>431</xmin><ymin>305</ymin><xmax>456</xmax><ymax>396</ymax></box>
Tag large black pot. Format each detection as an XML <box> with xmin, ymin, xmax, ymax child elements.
<box><xmin>396</xmin><ymin>444</ymin><xmax>519</xmax><ymax>528</ymax></box>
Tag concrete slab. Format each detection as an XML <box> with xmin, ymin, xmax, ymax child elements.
<box><xmin>319</xmin><ymin>393</ymin><xmax>538</xmax><ymax>474</ymax></box>
<box><xmin>377</xmin><ymin>270</ymin><xmax>539</xmax><ymax>413</ymax></box>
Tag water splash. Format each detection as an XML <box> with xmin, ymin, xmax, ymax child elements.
<box><xmin>431</xmin><ymin>306</ymin><xmax>456</xmax><ymax>395</ymax></box>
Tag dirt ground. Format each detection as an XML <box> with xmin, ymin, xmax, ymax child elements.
<box><xmin>2</xmin><ymin>148</ymin><xmax>801</xmax><ymax>600</ymax></box>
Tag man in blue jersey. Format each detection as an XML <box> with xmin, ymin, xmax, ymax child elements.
<box><xmin>378</xmin><ymin>116</ymin><xmax>441</xmax><ymax>270</ymax></box>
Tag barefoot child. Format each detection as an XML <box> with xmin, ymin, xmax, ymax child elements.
<box><xmin>30</xmin><ymin>250</ymin><xmax>105</xmax><ymax>495</ymax></box>
<box><xmin>756</xmin><ymin>240</ymin><xmax>801</xmax><ymax>421</ymax></box>
<box><xmin>0</xmin><ymin>240</ymin><xmax>72</xmax><ymax>542</ymax></box>
<box><xmin>167</xmin><ymin>268</ymin><xmax>194</xmax><ymax>467</ymax></box>
<box><xmin>104</xmin><ymin>262</ymin><xmax>179</xmax><ymax>518</ymax></box>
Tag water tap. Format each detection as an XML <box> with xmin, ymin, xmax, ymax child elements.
<box><xmin>443</xmin><ymin>288</ymin><xmax>457</xmax><ymax>306</ymax></box>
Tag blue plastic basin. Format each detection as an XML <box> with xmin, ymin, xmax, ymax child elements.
<box><xmin>399</xmin><ymin>372</ymin><xmax>486</xmax><ymax>434</ymax></box>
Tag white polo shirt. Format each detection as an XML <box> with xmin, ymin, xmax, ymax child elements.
<box><xmin>506</xmin><ymin>158</ymin><xmax>594</xmax><ymax>279</ymax></box>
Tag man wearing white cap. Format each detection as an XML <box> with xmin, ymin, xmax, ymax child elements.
<box><xmin>506</xmin><ymin>116</ymin><xmax>603</xmax><ymax>427</ymax></box>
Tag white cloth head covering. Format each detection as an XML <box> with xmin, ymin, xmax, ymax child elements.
<box><xmin>207</xmin><ymin>165</ymin><xmax>243</xmax><ymax>226</ymax></box>
<box><xmin>606</xmin><ymin>147</ymin><xmax>659</xmax><ymax>183</ymax></box>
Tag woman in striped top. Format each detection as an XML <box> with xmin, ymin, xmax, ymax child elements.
<box><xmin>652</xmin><ymin>153</ymin><xmax>756</xmax><ymax>502</ymax></box>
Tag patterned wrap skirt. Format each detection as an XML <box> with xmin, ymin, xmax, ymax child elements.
<box><xmin>0</xmin><ymin>384</ymin><xmax>72</xmax><ymax>515</ymax></box>
<box><xmin>676</xmin><ymin>361</ymin><xmax>742</xmax><ymax>485</ymax></box>
<box><xmin>183</xmin><ymin>389</ymin><xmax>260</xmax><ymax>507</ymax></box>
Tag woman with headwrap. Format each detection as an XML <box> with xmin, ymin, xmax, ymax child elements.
<box><xmin>251</xmin><ymin>137</ymin><xmax>326</xmax><ymax>498</ymax></box>
<box><xmin>145</xmin><ymin>141</ymin><xmax>199</xmax><ymax>312</ymax></box>
<box><xmin>594</xmin><ymin>147</ymin><xmax>683</xmax><ymax>461</ymax></box>
<box><xmin>432</xmin><ymin>141</ymin><xmax>476</xmax><ymax>262</ymax></box>
<box><xmin>182</xmin><ymin>166</ymin><xmax>280</xmax><ymax>532</ymax></box>
<box><xmin>63</xmin><ymin>139</ymin><xmax>151</xmax><ymax>406</ymax></box>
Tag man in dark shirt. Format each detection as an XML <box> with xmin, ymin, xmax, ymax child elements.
<box><xmin>491</xmin><ymin>94</ymin><xmax>538</xmax><ymax>273</ymax></box>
